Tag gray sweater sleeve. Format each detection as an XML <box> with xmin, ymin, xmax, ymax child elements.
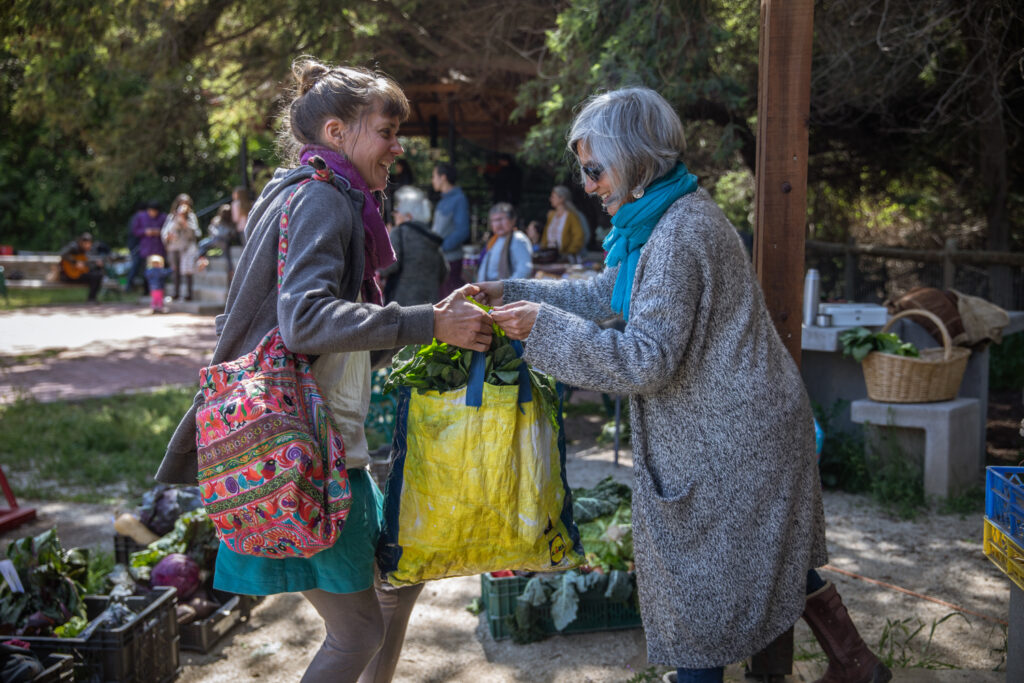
<box><xmin>276</xmin><ymin>184</ymin><xmax>433</xmax><ymax>354</ymax></box>
<box><xmin>512</xmin><ymin>209</ymin><xmax>704</xmax><ymax>396</ymax></box>
<box><xmin>504</xmin><ymin>265</ymin><xmax>617</xmax><ymax>322</ymax></box>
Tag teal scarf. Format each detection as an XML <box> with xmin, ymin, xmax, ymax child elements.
<box><xmin>603</xmin><ymin>162</ymin><xmax>699</xmax><ymax>320</ymax></box>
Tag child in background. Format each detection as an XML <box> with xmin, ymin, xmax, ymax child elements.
<box><xmin>145</xmin><ymin>254</ymin><xmax>174</xmax><ymax>314</ymax></box>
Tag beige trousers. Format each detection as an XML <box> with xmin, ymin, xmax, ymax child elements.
<box><xmin>300</xmin><ymin>582</ymin><xmax>424</xmax><ymax>683</ymax></box>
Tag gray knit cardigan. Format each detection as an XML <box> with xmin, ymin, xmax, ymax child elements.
<box><xmin>157</xmin><ymin>164</ymin><xmax>435</xmax><ymax>484</ymax></box>
<box><xmin>504</xmin><ymin>188</ymin><xmax>828</xmax><ymax>668</ymax></box>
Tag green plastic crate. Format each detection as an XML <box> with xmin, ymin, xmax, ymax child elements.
<box><xmin>480</xmin><ymin>572</ymin><xmax>642</xmax><ymax>640</ymax></box>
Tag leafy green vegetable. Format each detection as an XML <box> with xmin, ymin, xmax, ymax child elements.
<box><xmin>577</xmin><ymin>503</ymin><xmax>633</xmax><ymax>572</ymax></box>
<box><xmin>839</xmin><ymin>326</ymin><xmax>919</xmax><ymax>363</ymax></box>
<box><xmin>383</xmin><ymin>297</ymin><xmax>561</xmax><ymax>428</ymax></box>
<box><xmin>0</xmin><ymin>528</ymin><xmax>88</xmax><ymax>636</ymax></box>
<box><xmin>128</xmin><ymin>508</ymin><xmax>217</xmax><ymax>582</ymax></box>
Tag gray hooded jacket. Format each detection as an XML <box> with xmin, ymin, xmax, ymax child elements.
<box><xmin>157</xmin><ymin>164</ymin><xmax>434</xmax><ymax>484</ymax></box>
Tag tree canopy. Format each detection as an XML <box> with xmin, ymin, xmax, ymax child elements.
<box><xmin>1</xmin><ymin>0</ymin><xmax>1021</xmax><ymax>291</ymax></box>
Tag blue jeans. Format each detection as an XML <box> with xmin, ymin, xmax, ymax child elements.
<box><xmin>675</xmin><ymin>667</ymin><xmax>723</xmax><ymax>682</ymax></box>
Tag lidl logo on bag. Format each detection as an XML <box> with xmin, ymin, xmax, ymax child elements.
<box><xmin>549</xmin><ymin>532</ymin><xmax>566</xmax><ymax>565</ymax></box>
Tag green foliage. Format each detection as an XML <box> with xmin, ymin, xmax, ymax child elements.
<box><xmin>876</xmin><ymin>613</ymin><xmax>965</xmax><ymax>669</ymax></box>
<box><xmin>0</xmin><ymin>528</ymin><xmax>88</xmax><ymax>636</ymax></box>
<box><xmin>0</xmin><ymin>386</ymin><xmax>196</xmax><ymax>503</ymax></box>
<box><xmin>625</xmin><ymin>667</ymin><xmax>666</xmax><ymax>683</ymax></box>
<box><xmin>464</xmin><ymin>597</ymin><xmax>483</xmax><ymax>615</ymax></box>
<box><xmin>813</xmin><ymin>401</ymin><xmax>870</xmax><ymax>493</ymax></box>
<box><xmin>384</xmin><ymin>298</ymin><xmax>559</xmax><ymax>426</ymax></box>
<box><xmin>711</xmin><ymin>169</ymin><xmax>754</xmax><ymax>233</ymax></box>
<box><xmin>2</xmin><ymin>0</ymin><xmax>1021</xmax><ymax>275</ymax></box>
<box><xmin>85</xmin><ymin>548</ymin><xmax>116</xmax><ymax>595</ymax></box>
<box><xmin>128</xmin><ymin>509</ymin><xmax>217</xmax><ymax>578</ymax></box>
<box><xmin>0</xmin><ymin>287</ymin><xmax>105</xmax><ymax>310</ymax></box>
<box><xmin>573</xmin><ymin>477</ymin><xmax>633</xmax><ymax>572</ymax></box>
<box><xmin>868</xmin><ymin>445</ymin><xmax>927</xmax><ymax>520</ymax></box>
<box><xmin>990</xmin><ymin>332</ymin><xmax>1024</xmax><ymax>391</ymax></box>
<box><xmin>596</xmin><ymin>400</ymin><xmax>630</xmax><ymax>446</ymax></box>
<box><xmin>514</xmin><ymin>0</ymin><xmax>756</xmax><ymax>172</ymax></box>
<box><xmin>938</xmin><ymin>484</ymin><xmax>986</xmax><ymax>517</ymax></box>
<box><xmin>865</xmin><ymin>421</ymin><xmax>927</xmax><ymax>520</ymax></box>
<box><xmin>839</xmin><ymin>327</ymin><xmax>919</xmax><ymax>363</ymax></box>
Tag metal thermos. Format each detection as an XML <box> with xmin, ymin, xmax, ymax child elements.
<box><xmin>803</xmin><ymin>269</ymin><xmax>820</xmax><ymax>326</ymax></box>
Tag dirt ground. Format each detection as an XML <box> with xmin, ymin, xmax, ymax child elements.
<box><xmin>0</xmin><ymin>303</ymin><xmax>1017</xmax><ymax>682</ymax></box>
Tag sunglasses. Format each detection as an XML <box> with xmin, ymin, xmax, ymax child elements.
<box><xmin>580</xmin><ymin>163</ymin><xmax>605</xmax><ymax>183</ymax></box>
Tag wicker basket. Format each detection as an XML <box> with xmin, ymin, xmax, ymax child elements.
<box><xmin>861</xmin><ymin>309</ymin><xmax>970</xmax><ymax>403</ymax></box>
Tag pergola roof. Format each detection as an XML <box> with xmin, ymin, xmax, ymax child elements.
<box><xmin>400</xmin><ymin>83</ymin><xmax>537</xmax><ymax>152</ymax></box>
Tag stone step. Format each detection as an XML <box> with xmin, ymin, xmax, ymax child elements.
<box><xmin>164</xmin><ymin>298</ymin><xmax>223</xmax><ymax>315</ymax></box>
<box><xmin>195</xmin><ymin>270</ymin><xmax>230</xmax><ymax>288</ymax></box>
<box><xmin>191</xmin><ymin>286</ymin><xmax>226</xmax><ymax>304</ymax></box>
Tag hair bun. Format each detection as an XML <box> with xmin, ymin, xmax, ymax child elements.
<box><xmin>294</xmin><ymin>58</ymin><xmax>330</xmax><ymax>96</ymax></box>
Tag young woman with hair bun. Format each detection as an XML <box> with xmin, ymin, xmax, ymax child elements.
<box><xmin>159</xmin><ymin>57</ymin><xmax>492</xmax><ymax>682</ymax></box>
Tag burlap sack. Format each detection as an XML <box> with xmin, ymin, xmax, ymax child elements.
<box><xmin>951</xmin><ymin>289</ymin><xmax>1009</xmax><ymax>346</ymax></box>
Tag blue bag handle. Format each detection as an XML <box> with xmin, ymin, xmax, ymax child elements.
<box><xmin>465</xmin><ymin>339</ymin><xmax>532</xmax><ymax>408</ymax></box>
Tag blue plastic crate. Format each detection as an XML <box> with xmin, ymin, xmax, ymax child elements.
<box><xmin>986</xmin><ymin>466</ymin><xmax>1024</xmax><ymax>544</ymax></box>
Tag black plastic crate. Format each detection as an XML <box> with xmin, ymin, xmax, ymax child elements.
<box><xmin>180</xmin><ymin>594</ymin><xmax>248</xmax><ymax>653</ymax></box>
<box><xmin>113</xmin><ymin>534</ymin><xmax>146</xmax><ymax>565</ymax></box>
<box><xmin>33</xmin><ymin>653</ymin><xmax>74</xmax><ymax>682</ymax></box>
<box><xmin>1</xmin><ymin>587</ymin><xmax>180</xmax><ymax>683</ymax></box>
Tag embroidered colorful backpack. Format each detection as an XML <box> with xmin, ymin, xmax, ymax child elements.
<box><xmin>195</xmin><ymin>160</ymin><xmax>351</xmax><ymax>558</ymax></box>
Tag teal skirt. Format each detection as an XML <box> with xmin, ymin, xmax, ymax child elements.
<box><xmin>213</xmin><ymin>469</ymin><xmax>382</xmax><ymax>595</ymax></box>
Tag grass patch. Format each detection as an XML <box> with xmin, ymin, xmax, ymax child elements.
<box><xmin>939</xmin><ymin>484</ymin><xmax>986</xmax><ymax>517</ymax></box>
<box><xmin>868</xmin><ymin>445</ymin><xmax>927</xmax><ymax>520</ymax></box>
<box><xmin>0</xmin><ymin>286</ymin><xmax>95</xmax><ymax>309</ymax></box>
<box><xmin>0</xmin><ymin>386</ymin><xmax>196</xmax><ymax>503</ymax></box>
<box><xmin>876</xmin><ymin>613</ymin><xmax>965</xmax><ymax>669</ymax></box>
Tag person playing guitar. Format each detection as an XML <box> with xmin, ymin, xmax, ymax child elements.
<box><xmin>59</xmin><ymin>232</ymin><xmax>105</xmax><ymax>302</ymax></box>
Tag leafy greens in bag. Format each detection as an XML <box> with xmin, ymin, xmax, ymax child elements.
<box><xmin>384</xmin><ymin>297</ymin><xmax>559</xmax><ymax>426</ymax></box>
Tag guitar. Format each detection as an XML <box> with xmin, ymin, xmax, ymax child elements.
<box><xmin>61</xmin><ymin>253</ymin><xmax>103</xmax><ymax>280</ymax></box>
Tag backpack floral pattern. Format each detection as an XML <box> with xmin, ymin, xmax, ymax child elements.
<box><xmin>195</xmin><ymin>162</ymin><xmax>351</xmax><ymax>558</ymax></box>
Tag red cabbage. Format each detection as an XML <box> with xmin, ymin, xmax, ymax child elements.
<box><xmin>150</xmin><ymin>553</ymin><xmax>200</xmax><ymax>599</ymax></box>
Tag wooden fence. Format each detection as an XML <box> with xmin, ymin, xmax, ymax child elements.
<box><xmin>805</xmin><ymin>239</ymin><xmax>1024</xmax><ymax>310</ymax></box>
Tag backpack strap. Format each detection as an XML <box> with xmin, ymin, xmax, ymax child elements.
<box><xmin>276</xmin><ymin>156</ymin><xmax>343</xmax><ymax>290</ymax></box>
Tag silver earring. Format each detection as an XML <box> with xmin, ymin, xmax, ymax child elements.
<box><xmin>631</xmin><ymin>186</ymin><xmax>645</xmax><ymax>199</ymax></box>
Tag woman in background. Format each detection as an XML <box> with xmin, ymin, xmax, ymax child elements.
<box><xmin>160</xmin><ymin>193</ymin><xmax>200</xmax><ymax>300</ymax></box>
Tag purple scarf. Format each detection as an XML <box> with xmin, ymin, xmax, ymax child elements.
<box><xmin>299</xmin><ymin>144</ymin><xmax>396</xmax><ymax>305</ymax></box>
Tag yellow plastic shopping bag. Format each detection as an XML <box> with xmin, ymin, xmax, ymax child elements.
<box><xmin>377</xmin><ymin>342</ymin><xmax>583</xmax><ymax>586</ymax></box>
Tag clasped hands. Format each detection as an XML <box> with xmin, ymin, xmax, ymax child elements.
<box><xmin>432</xmin><ymin>282</ymin><xmax>539</xmax><ymax>351</ymax></box>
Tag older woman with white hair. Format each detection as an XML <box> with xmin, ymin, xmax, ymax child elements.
<box><xmin>476</xmin><ymin>87</ymin><xmax>890</xmax><ymax>683</ymax></box>
<box><xmin>380</xmin><ymin>185</ymin><xmax>449</xmax><ymax>306</ymax></box>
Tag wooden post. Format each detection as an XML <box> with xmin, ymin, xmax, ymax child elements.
<box><xmin>750</xmin><ymin>0</ymin><xmax>814</xmax><ymax>677</ymax></box>
<box><xmin>447</xmin><ymin>96</ymin><xmax>457</xmax><ymax>162</ymax></box>
<box><xmin>844</xmin><ymin>239</ymin><xmax>857</xmax><ymax>301</ymax></box>
<box><xmin>943</xmin><ymin>238</ymin><xmax>957</xmax><ymax>290</ymax></box>
<box><xmin>753</xmin><ymin>0</ymin><xmax>815</xmax><ymax>366</ymax></box>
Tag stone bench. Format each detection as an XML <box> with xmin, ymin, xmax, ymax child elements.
<box><xmin>0</xmin><ymin>254</ymin><xmax>60</xmax><ymax>282</ymax></box>
<box><xmin>850</xmin><ymin>397</ymin><xmax>980</xmax><ymax>499</ymax></box>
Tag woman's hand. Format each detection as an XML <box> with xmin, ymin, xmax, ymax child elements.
<box><xmin>433</xmin><ymin>284</ymin><xmax>493</xmax><ymax>351</ymax></box>
<box><xmin>473</xmin><ymin>281</ymin><xmax>504</xmax><ymax>307</ymax></box>
<box><xmin>490</xmin><ymin>301</ymin><xmax>540</xmax><ymax>341</ymax></box>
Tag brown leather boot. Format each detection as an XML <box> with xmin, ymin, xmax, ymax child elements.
<box><xmin>802</xmin><ymin>582</ymin><xmax>892</xmax><ymax>683</ymax></box>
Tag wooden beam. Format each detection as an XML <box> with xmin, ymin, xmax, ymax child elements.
<box><xmin>753</xmin><ymin>0</ymin><xmax>815</xmax><ymax>366</ymax></box>
<box><xmin>748</xmin><ymin>0</ymin><xmax>814</xmax><ymax>674</ymax></box>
